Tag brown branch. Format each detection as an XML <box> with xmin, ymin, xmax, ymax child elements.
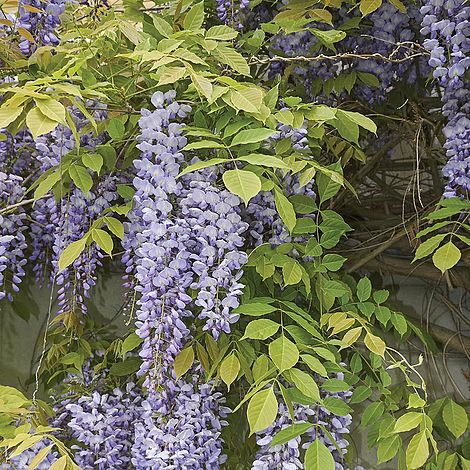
<box><xmin>357</xmin><ymin>254</ymin><xmax>470</xmax><ymax>292</ymax></box>
<box><xmin>250</xmin><ymin>42</ymin><xmax>428</xmax><ymax>66</ymax></box>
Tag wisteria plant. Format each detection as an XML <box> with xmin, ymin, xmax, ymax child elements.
<box><xmin>0</xmin><ymin>0</ymin><xmax>469</xmax><ymax>469</ymax></box>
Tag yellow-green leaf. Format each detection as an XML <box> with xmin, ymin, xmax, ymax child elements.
<box><xmin>174</xmin><ymin>346</ymin><xmax>194</xmax><ymax>379</ymax></box>
<box><xmin>0</xmin><ymin>107</ymin><xmax>24</xmax><ymax>128</ymax></box>
<box><xmin>58</xmin><ymin>238</ymin><xmax>87</xmax><ymax>273</ymax></box>
<box><xmin>69</xmin><ymin>164</ymin><xmax>93</xmax><ymax>193</ymax></box>
<box><xmin>304</xmin><ymin>439</ymin><xmax>335</xmax><ymax>470</ymax></box>
<box><xmin>247</xmin><ymin>386</ymin><xmax>278</xmax><ymax>434</ymax></box>
<box><xmin>222</xmin><ymin>169</ymin><xmax>261</xmax><ymax>205</ymax></box>
<box><xmin>364</xmin><ymin>332</ymin><xmax>386</xmax><ymax>357</ymax></box>
<box><xmin>406</xmin><ymin>431</ymin><xmax>429</xmax><ymax>469</ymax></box>
<box><xmin>432</xmin><ymin>241</ymin><xmax>461</xmax><ymax>273</ymax></box>
<box><xmin>92</xmin><ymin>228</ymin><xmax>113</xmax><ymax>256</ymax></box>
<box><xmin>35</xmin><ymin>98</ymin><xmax>66</xmax><ymax>124</ymax></box>
<box><xmin>269</xmin><ymin>335</ymin><xmax>299</xmax><ymax>372</ymax></box>
<box><xmin>220</xmin><ymin>353</ymin><xmax>240</xmax><ymax>390</ymax></box>
<box><xmin>26</xmin><ymin>108</ymin><xmax>58</xmax><ymax>140</ymax></box>
<box><xmin>274</xmin><ymin>189</ymin><xmax>296</xmax><ymax>233</ymax></box>
<box><xmin>442</xmin><ymin>400</ymin><xmax>468</xmax><ymax>438</ymax></box>
<box><xmin>27</xmin><ymin>444</ymin><xmax>54</xmax><ymax>470</ymax></box>
<box><xmin>360</xmin><ymin>0</ymin><xmax>382</xmax><ymax>15</ymax></box>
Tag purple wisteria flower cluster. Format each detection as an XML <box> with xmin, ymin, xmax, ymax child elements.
<box><xmin>0</xmin><ymin>172</ymin><xmax>27</xmax><ymax>301</ymax></box>
<box><xmin>16</xmin><ymin>0</ymin><xmax>67</xmax><ymax>56</ymax></box>
<box><xmin>132</xmin><ymin>372</ymin><xmax>230</xmax><ymax>468</ymax></box>
<box><xmin>29</xmin><ymin>103</ymin><xmax>113</xmax><ymax>315</ymax></box>
<box><xmin>421</xmin><ymin>0</ymin><xmax>470</xmax><ymax>197</ymax></box>
<box><xmin>349</xmin><ymin>4</ymin><xmax>423</xmax><ymax>103</ymax></box>
<box><xmin>253</xmin><ymin>373</ymin><xmax>354</xmax><ymax>470</ymax></box>
<box><xmin>58</xmin><ymin>383</ymin><xmax>143</xmax><ymax>469</ymax></box>
<box><xmin>216</xmin><ymin>0</ymin><xmax>250</xmax><ymax>29</ymax></box>
<box><xmin>124</xmin><ymin>90</ymin><xmax>248</xmax><ymax>390</ymax></box>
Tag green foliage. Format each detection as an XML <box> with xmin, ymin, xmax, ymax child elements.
<box><xmin>1</xmin><ymin>0</ymin><xmax>469</xmax><ymax>468</ymax></box>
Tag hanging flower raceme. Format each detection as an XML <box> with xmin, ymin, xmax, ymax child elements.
<box><xmin>17</xmin><ymin>0</ymin><xmax>67</xmax><ymax>56</ymax></box>
<box><xmin>122</xmin><ymin>90</ymin><xmax>193</xmax><ymax>390</ymax></box>
<box><xmin>420</xmin><ymin>0</ymin><xmax>470</xmax><ymax>197</ymax></box>
<box><xmin>0</xmin><ymin>172</ymin><xmax>27</xmax><ymax>301</ymax></box>
<box><xmin>216</xmin><ymin>0</ymin><xmax>250</xmax><ymax>29</ymax></box>
<box><xmin>179</xmin><ymin>179</ymin><xmax>248</xmax><ymax>339</ymax></box>
<box><xmin>131</xmin><ymin>372</ymin><xmax>230</xmax><ymax>469</ymax></box>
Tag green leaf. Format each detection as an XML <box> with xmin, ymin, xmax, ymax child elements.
<box><xmin>394</xmin><ymin>412</ymin><xmax>423</xmax><ymax>433</ymax></box>
<box><xmin>290</xmin><ymin>195</ymin><xmax>317</xmax><ymax>214</ymax></box>
<box><xmin>104</xmin><ymin>217</ymin><xmax>124</xmax><ymax>240</ymax></box>
<box><xmin>321</xmin><ymin>379</ymin><xmax>349</xmax><ymax>393</ymax></box>
<box><xmin>413</xmin><ymin>233</ymin><xmax>447</xmax><ymax>261</ymax></box>
<box><xmin>92</xmin><ymin>228</ymin><xmax>113</xmax><ymax>256</ymax></box>
<box><xmin>361</xmin><ymin>402</ymin><xmax>385</xmax><ymax>427</ymax></box>
<box><xmin>317</xmin><ymin>168</ymin><xmax>342</xmax><ymax>203</ymax></box>
<box><xmin>406</xmin><ymin>431</ymin><xmax>429</xmax><ymax>469</ymax></box>
<box><xmin>230</xmin><ymin>128</ymin><xmax>276</xmax><ymax>147</ymax></box>
<box><xmin>222</xmin><ymin>169</ymin><xmax>261</xmax><ymax>204</ymax></box>
<box><xmin>206</xmin><ymin>25</ymin><xmax>238</xmax><ymax>40</ymax></box>
<box><xmin>107</xmin><ymin>117</ymin><xmax>125</xmax><ymax>139</ymax></box>
<box><xmin>158</xmin><ymin>66</ymin><xmax>187</xmax><ymax>86</ymax></box>
<box><xmin>121</xmin><ymin>333</ymin><xmax>143</xmax><ymax>356</ymax></box>
<box><xmin>432</xmin><ymin>241</ymin><xmax>461</xmax><ymax>273</ymax></box>
<box><xmin>178</xmin><ymin>158</ymin><xmax>228</xmax><ymax>177</ymax></box>
<box><xmin>269</xmin><ymin>335</ymin><xmax>299</xmax><ymax>372</ymax></box>
<box><xmin>289</xmin><ymin>368</ymin><xmax>320</xmax><ymax>401</ymax></box>
<box><xmin>443</xmin><ymin>400</ymin><xmax>468</xmax><ymax>438</ymax></box>
<box><xmin>109</xmin><ymin>357</ymin><xmax>141</xmax><ymax>376</ymax></box>
<box><xmin>275</xmin><ymin>189</ymin><xmax>296</xmax><ymax>233</ymax></box>
<box><xmin>322</xmin><ymin>400</ymin><xmax>353</xmax><ymax>421</ymax></box>
<box><xmin>183</xmin><ymin>140</ymin><xmax>225</xmax><ymax>150</ymax></box>
<box><xmin>82</xmin><ymin>153</ymin><xmax>103</xmax><ymax>173</ymax></box>
<box><xmin>26</xmin><ymin>107</ymin><xmax>58</xmax><ymax>139</ymax></box>
<box><xmin>241</xmin><ymin>319</ymin><xmax>280</xmax><ymax>340</ymax></box>
<box><xmin>391</xmin><ymin>313</ymin><xmax>408</xmax><ymax>336</ymax></box>
<box><xmin>332</xmin><ymin>112</ymin><xmax>359</xmax><ymax>144</ymax></box>
<box><xmin>35</xmin><ymin>98</ymin><xmax>66</xmax><ymax>124</ymax></box>
<box><xmin>34</xmin><ymin>170</ymin><xmax>61</xmax><ymax>200</ymax></box>
<box><xmin>69</xmin><ymin>165</ymin><xmax>93</xmax><ymax>193</ymax></box>
<box><xmin>220</xmin><ymin>353</ymin><xmax>240</xmax><ymax>390</ymax></box>
<box><xmin>215</xmin><ymin>44</ymin><xmax>250</xmax><ymax>76</ymax></box>
<box><xmin>304</xmin><ymin>439</ymin><xmax>335</xmax><ymax>470</ymax></box>
<box><xmin>233</xmin><ymin>303</ymin><xmax>277</xmax><ymax>316</ymax></box>
<box><xmin>238</xmin><ymin>153</ymin><xmax>289</xmax><ymax>169</ymax></box>
<box><xmin>27</xmin><ymin>444</ymin><xmax>54</xmax><ymax>470</ymax></box>
<box><xmin>337</xmin><ymin>110</ymin><xmax>376</xmax><ymax>133</ymax></box>
<box><xmin>321</xmin><ymin>254</ymin><xmax>346</xmax><ymax>272</ymax></box>
<box><xmin>189</xmin><ymin>71</ymin><xmax>213</xmax><ymax>99</ymax></box>
<box><xmin>0</xmin><ymin>106</ymin><xmax>23</xmax><ymax>128</ymax></box>
<box><xmin>152</xmin><ymin>16</ymin><xmax>173</xmax><ymax>37</ymax></box>
<box><xmin>230</xmin><ymin>88</ymin><xmax>263</xmax><ymax>113</ymax></box>
<box><xmin>306</xmin><ymin>105</ymin><xmax>336</xmax><ymax>122</ymax></box>
<box><xmin>360</xmin><ymin>0</ymin><xmax>383</xmax><ymax>15</ymax></box>
<box><xmin>282</xmin><ymin>259</ymin><xmax>303</xmax><ymax>286</ymax></box>
<box><xmin>174</xmin><ymin>346</ymin><xmax>194</xmax><ymax>379</ymax></box>
<box><xmin>301</xmin><ymin>355</ymin><xmax>328</xmax><ymax>377</ymax></box>
<box><xmin>247</xmin><ymin>386</ymin><xmax>278</xmax><ymax>434</ymax></box>
<box><xmin>356</xmin><ymin>277</ymin><xmax>372</xmax><ymax>302</ymax></box>
<box><xmin>117</xmin><ymin>184</ymin><xmax>135</xmax><ymax>200</ymax></box>
<box><xmin>58</xmin><ymin>238</ymin><xmax>87</xmax><ymax>273</ymax></box>
<box><xmin>183</xmin><ymin>2</ymin><xmax>204</xmax><ymax>30</ymax></box>
<box><xmin>349</xmin><ymin>385</ymin><xmax>372</xmax><ymax>404</ymax></box>
<box><xmin>377</xmin><ymin>435</ymin><xmax>400</xmax><ymax>464</ymax></box>
<box><xmin>270</xmin><ymin>423</ymin><xmax>313</xmax><ymax>447</ymax></box>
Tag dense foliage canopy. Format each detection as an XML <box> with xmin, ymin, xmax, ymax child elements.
<box><xmin>0</xmin><ymin>0</ymin><xmax>469</xmax><ymax>468</ymax></box>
